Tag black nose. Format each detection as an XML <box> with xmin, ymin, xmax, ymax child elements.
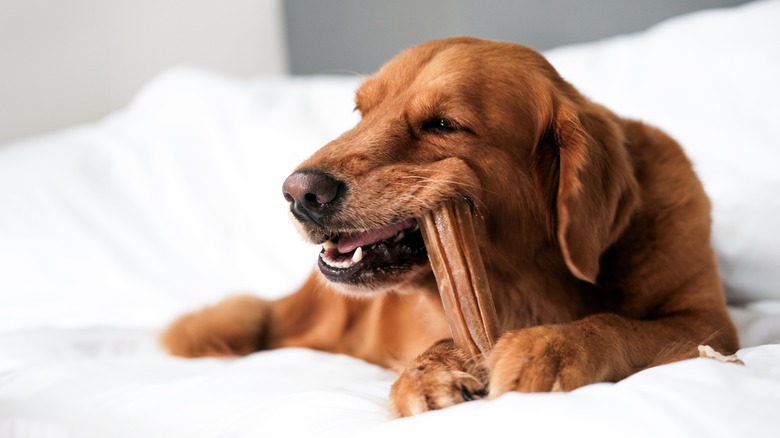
<box><xmin>282</xmin><ymin>170</ymin><xmax>342</xmax><ymax>223</ymax></box>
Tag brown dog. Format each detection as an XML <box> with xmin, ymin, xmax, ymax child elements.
<box><xmin>162</xmin><ymin>37</ymin><xmax>738</xmax><ymax>417</ymax></box>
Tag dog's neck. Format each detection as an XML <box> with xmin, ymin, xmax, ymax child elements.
<box><xmin>478</xmin><ymin>225</ymin><xmax>590</xmax><ymax>330</ymax></box>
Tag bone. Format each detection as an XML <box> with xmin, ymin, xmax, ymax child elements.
<box><xmin>420</xmin><ymin>200</ymin><xmax>500</xmax><ymax>358</ymax></box>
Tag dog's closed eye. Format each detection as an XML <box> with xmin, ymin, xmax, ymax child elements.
<box><xmin>421</xmin><ymin>116</ymin><xmax>458</xmax><ymax>134</ymax></box>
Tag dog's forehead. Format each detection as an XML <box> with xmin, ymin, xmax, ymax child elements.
<box><xmin>356</xmin><ymin>42</ymin><xmax>489</xmax><ymax>110</ymax></box>
<box><xmin>356</xmin><ymin>38</ymin><xmax>552</xmax><ymax>112</ymax></box>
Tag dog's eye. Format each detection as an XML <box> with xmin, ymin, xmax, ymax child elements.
<box><xmin>421</xmin><ymin>117</ymin><xmax>457</xmax><ymax>134</ymax></box>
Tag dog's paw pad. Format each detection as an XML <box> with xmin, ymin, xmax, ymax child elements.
<box><xmin>389</xmin><ymin>363</ymin><xmax>486</xmax><ymax>417</ymax></box>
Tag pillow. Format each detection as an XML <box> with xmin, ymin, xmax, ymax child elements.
<box><xmin>0</xmin><ymin>69</ymin><xmax>360</xmax><ymax>331</ymax></box>
<box><xmin>545</xmin><ymin>0</ymin><xmax>780</xmax><ymax>303</ymax></box>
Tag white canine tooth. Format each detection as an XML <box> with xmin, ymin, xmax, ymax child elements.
<box><xmin>322</xmin><ymin>240</ymin><xmax>336</xmax><ymax>250</ymax></box>
<box><xmin>394</xmin><ymin>231</ymin><xmax>405</xmax><ymax>243</ymax></box>
<box><xmin>320</xmin><ymin>252</ymin><xmax>353</xmax><ymax>269</ymax></box>
<box><xmin>352</xmin><ymin>247</ymin><xmax>364</xmax><ymax>263</ymax></box>
<box><xmin>412</xmin><ymin>223</ymin><xmax>420</xmax><ymax>232</ymax></box>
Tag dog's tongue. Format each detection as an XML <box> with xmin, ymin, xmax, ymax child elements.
<box><xmin>337</xmin><ymin>219</ymin><xmax>416</xmax><ymax>254</ymax></box>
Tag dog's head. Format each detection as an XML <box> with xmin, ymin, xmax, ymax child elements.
<box><xmin>283</xmin><ymin>37</ymin><xmax>638</xmax><ymax>295</ymax></box>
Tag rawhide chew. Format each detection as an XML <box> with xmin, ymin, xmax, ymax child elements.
<box><xmin>419</xmin><ymin>200</ymin><xmax>499</xmax><ymax>358</ymax></box>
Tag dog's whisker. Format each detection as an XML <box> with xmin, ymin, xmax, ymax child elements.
<box><xmin>396</xmin><ymin>179</ymin><xmax>492</xmax><ymax>215</ymax></box>
<box><xmin>399</xmin><ymin>174</ymin><xmax>493</xmax><ymax>193</ymax></box>
<box><xmin>400</xmin><ymin>175</ymin><xmax>490</xmax><ymax>193</ymax></box>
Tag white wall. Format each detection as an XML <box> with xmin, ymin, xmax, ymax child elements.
<box><xmin>0</xmin><ymin>0</ymin><xmax>287</xmax><ymax>145</ymax></box>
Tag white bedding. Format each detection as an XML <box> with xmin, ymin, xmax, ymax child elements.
<box><xmin>1</xmin><ymin>1</ymin><xmax>779</xmax><ymax>437</ymax></box>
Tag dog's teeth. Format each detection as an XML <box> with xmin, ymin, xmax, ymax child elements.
<box><xmin>322</xmin><ymin>240</ymin><xmax>336</xmax><ymax>250</ymax></box>
<box><xmin>412</xmin><ymin>223</ymin><xmax>420</xmax><ymax>232</ymax></box>
<box><xmin>352</xmin><ymin>247</ymin><xmax>364</xmax><ymax>263</ymax></box>
<box><xmin>320</xmin><ymin>252</ymin><xmax>353</xmax><ymax>269</ymax></box>
<box><xmin>394</xmin><ymin>231</ymin><xmax>405</xmax><ymax>243</ymax></box>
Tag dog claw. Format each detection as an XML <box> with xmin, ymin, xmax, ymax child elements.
<box><xmin>459</xmin><ymin>385</ymin><xmax>474</xmax><ymax>401</ymax></box>
<box><xmin>459</xmin><ymin>385</ymin><xmax>486</xmax><ymax>402</ymax></box>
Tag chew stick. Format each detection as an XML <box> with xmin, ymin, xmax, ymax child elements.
<box><xmin>420</xmin><ymin>200</ymin><xmax>499</xmax><ymax>358</ymax></box>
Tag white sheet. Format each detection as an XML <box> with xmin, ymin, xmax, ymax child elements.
<box><xmin>0</xmin><ymin>327</ymin><xmax>778</xmax><ymax>437</ymax></box>
<box><xmin>1</xmin><ymin>1</ymin><xmax>780</xmax><ymax>437</ymax></box>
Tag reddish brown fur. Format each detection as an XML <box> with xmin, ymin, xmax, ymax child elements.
<box><xmin>162</xmin><ymin>37</ymin><xmax>738</xmax><ymax>417</ymax></box>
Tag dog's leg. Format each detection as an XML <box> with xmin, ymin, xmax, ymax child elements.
<box><xmin>486</xmin><ymin>311</ymin><xmax>737</xmax><ymax>396</ymax></box>
<box><xmin>389</xmin><ymin>339</ymin><xmax>488</xmax><ymax>417</ymax></box>
<box><xmin>161</xmin><ymin>294</ymin><xmax>269</xmax><ymax>357</ymax></box>
<box><xmin>161</xmin><ymin>271</ymin><xmax>351</xmax><ymax>358</ymax></box>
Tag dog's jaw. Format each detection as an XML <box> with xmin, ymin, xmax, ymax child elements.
<box><xmin>284</xmin><ymin>160</ymin><xmax>487</xmax><ymax>295</ymax></box>
<box><xmin>312</xmin><ymin>218</ymin><xmax>430</xmax><ymax>291</ymax></box>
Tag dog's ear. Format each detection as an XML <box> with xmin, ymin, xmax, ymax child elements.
<box><xmin>552</xmin><ymin>98</ymin><xmax>639</xmax><ymax>283</ymax></box>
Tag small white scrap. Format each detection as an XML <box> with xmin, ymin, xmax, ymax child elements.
<box><xmin>698</xmin><ymin>345</ymin><xmax>744</xmax><ymax>365</ymax></box>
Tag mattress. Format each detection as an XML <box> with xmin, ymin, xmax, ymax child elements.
<box><xmin>1</xmin><ymin>1</ymin><xmax>779</xmax><ymax>436</ymax></box>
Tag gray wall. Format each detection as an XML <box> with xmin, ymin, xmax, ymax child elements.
<box><xmin>284</xmin><ymin>0</ymin><xmax>752</xmax><ymax>75</ymax></box>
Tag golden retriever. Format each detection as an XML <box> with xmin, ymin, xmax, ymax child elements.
<box><xmin>162</xmin><ymin>37</ymin><xmax>738</xmax><ymax>417</ymax></box>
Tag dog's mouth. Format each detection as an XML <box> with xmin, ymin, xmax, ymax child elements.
<box><xmin>317</xmin><ymin>218</ymin><xmax>428</xmax><ymax>285</ymax></box>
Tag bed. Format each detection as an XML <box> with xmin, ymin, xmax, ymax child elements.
<box><xmin>1</xmin><ymin>1</ymin><xmax>779</xmax><ymax>436</ymax></box>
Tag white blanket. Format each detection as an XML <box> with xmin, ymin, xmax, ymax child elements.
<box><xmin>1</xmin><ymin>1</ymin><xmax>779</xmax><ymax>437</ymax></box>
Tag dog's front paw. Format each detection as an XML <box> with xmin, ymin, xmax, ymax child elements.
<box><xmin>389</xmin><ymin>340</ymin><xmax>487</xmax><ymax>417</ymax></box>
<box><xmin>487</xmin><ymin>326</ymin><xmax>598</xmax><ymax>397</ymax></box>
<box><xmin>161</xmin><ymin>295</ymin><xmax>268</xmax><ymax>358</ymax></box>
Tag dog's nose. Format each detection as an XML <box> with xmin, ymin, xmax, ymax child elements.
<box><xmin>282</xmin><ymin>170</ymin><xmax>341</xmax><ymax>222</ymax></box>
